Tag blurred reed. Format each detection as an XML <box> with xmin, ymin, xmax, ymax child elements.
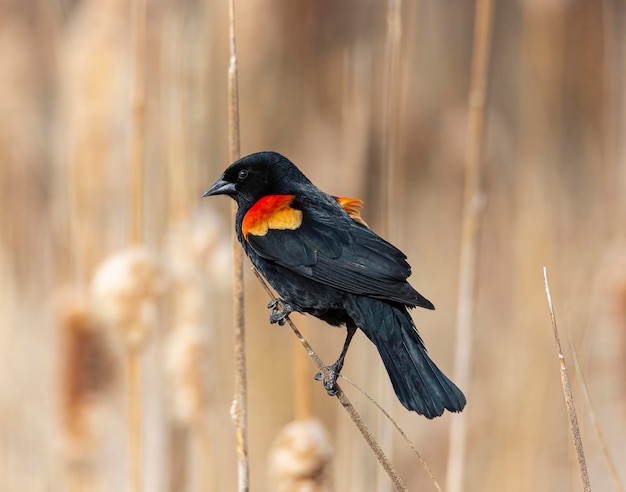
<box><xmin>447</xmin><ymin>0</ymin><xmax>493</xmax><ymax>490</ymax></box>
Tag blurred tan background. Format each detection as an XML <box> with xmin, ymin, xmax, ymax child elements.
<box><xmin>1</xmin><ymin>0</ymin><xmax>625</xmax><ymax>491</ymax></box>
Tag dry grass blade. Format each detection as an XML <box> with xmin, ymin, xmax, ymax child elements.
<box><xmin>252</xmin><ymin>268</ymin><xmax>408</xmax><ymax>492</ymax></box>
<box><xmin>339</xmin><ymin>375</ymin><xmax>442</xmax><ymax>492</ymax></box>
<box><xmin>227</xmin><ymin>0</ymin><xmax>248</xmax><ymax>490</ymax></box>
<box><xmin>543</xmin><ymin>267</ymin><xmax>591</xmax><ymax>492</ymax></box>
<box><xmin>447</xmin><ymin>0</ymin><xmax>493</xmax><ymax>490</ymax></box>
<box><xmin>568</xmin><ymin>336</ymin><xmax>622</xmax><ymax>491</ymax></box>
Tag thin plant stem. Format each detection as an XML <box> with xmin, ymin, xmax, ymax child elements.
<box><xmin>446</xmin><ymin>0</ymin><xmax>493</xmax><ymax>490</ymax></box>
<box><xmin>126</xmin><ymin>347</ymin><xmax>143</xmax><ymax>492</ymax></box>
<box><xmin>292</xmin><ymin>314</ymin><xmax>313</xmax><ymax>420</ymax></box>
<box><xmin>379</xmin><ymin>1</ymin><xmax>403</xmax><ymax>489</ymax></box>
<box><xmin>227</xmin><ymin>1</ymin><xmax>248</xmax><ymax>491</ymax></box>
<box><xmin>568</xmin><ymin>337</ymin><xmax>623</xmax><ymax>492</ymax></box>
<box><xmin>129</xmin><ymin>0</ymin><xmax>147</xmax><ymax>246</ymax></box>
<box><xmin>339</xmin><ymin>375</ymin><xmax>442</xmax><ymax>492</ymax></box>
<box><xmin>543</xmin><ymin>267</ymin><xmax>591</xmax><ymax>492</ymax></box>
<box><xmin>252</xmin><ymin>268</ymin><xmax>408</xmax><ymax>492</ymax></box>
<box><xmin>382</xmin><ymin>0</ymin><xmax>402</xmax><ymax>233</ymax></box>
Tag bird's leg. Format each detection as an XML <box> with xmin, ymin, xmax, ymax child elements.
<box><xmin>315</xmin><ymin>324</ymin><xmax>357</xmax><ymax>396</ymax></box>
<box><xmin>267</xmin><ymin>298</ymin><xmax>294</xmax><ymax>326</ymax></box>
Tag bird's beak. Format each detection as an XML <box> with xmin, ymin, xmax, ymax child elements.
<box><xmin>201</xmin><ymin>178</ymin><xmax>235</xmax><ymax>197</ymax></box>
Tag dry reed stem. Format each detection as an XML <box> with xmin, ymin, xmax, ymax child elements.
<box><xmin>446</xmin><ymin>0</ymin><xmax>493</xmax><ymax>490</ymax></box>
<box><xmin>381</xmin><ymin>0</ymin><xmax>402</xmax><ymax>233</ymax></box>
<box><xmin>543</xmin><ymin>267</ymin><xmax>591</xmax><ymax>492</ymax></box>
<box><xmin>339</xmin><ymin>375</ymin><xmax>442</xmax><ymax>492</ymax></box>
<box><xmin>227</xmin><ymin>0</ymin><xmax>249</xmax><ymax>490</ymax></box>
<box><xmin>600</xmin><ymin>0</ymin><xmax>620</xmax><ymax>230</ymax></box>
<box><xmin>127</xmin><ymin>0</ymin><xmax>147</xmax><ymax>490</ymax></box>
<box><xmin>292</xmin><ymin>314</ymin><xmax>313</xmax><ymax>420</ymax></box>
<box><xmin>130</xmin><ymin>0</ymin><xmax>147</xmax><ymax>246</ymax></box>
<box><xmin>568</xmin><ymin>337</ymin><xmax>623</xmax><ymax>492</ymax></box>
<box><xmin>126</xmin><ymin>348</ymin><xmax>143</xmax><ymax>492</ymax></box>
<box><xmin>252</xmin><ymin>268</ymin><xmax>408</xmax><ymax>492</ymax></box>
<box><xmin>379</xmin><ymin>2</ymin><xmax>403</xmax><ymax>489</ymax></box>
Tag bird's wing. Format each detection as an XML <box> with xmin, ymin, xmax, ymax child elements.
<box><xmin>244</xmin><ymin>195</ymin><xmax>433</xmax><ymax>309</ymax></box>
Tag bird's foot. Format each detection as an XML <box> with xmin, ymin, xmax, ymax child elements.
<box><xmin>314</xmin><ymin>362</ymin><xmax>343</xmax><ymax>396</ymax></box>
<box><xmin>267</xmin><ymin>299</ymin><xmax>293</xmax><ymax>326</ymax></box>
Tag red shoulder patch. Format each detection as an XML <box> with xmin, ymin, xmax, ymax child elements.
<box><xmin>242</xmin><ymin>195</ymin><xmax>303</xmax><ymax>238</ymax></box>
<box><xmin>335</xmin><ymin>196</ymin><xmax>368</xmax><ymax>227</ymax></box>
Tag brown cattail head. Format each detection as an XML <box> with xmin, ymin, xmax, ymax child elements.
<box><xmin>268</xmin><ymin>419</ymin><xmax>333</xmax><ymax>492</ymax></box>
<box><xmin>54</xmin><ymin>288</ymin><xmax>117</xmax><ymax>457</ymax></box>
<box><xmin>90</xmin><ymin>246</ymin><xmax>163</xmax><ymax>349</ymax></box>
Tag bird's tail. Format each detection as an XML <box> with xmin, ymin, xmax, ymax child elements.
<box><xmin>346</xmin><ymin>296</ymin><xmax>466</xmax><ymax>418</ymax></box>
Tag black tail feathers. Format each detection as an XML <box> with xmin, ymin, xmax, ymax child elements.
<box><xmin>347</xmin><ymin>297</ymin><xmax>466</xmax><ymax>418</ymax></box>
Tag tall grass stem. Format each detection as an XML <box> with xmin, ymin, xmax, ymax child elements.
<box><xmin>446</xmin><ymin>0</ymin><xmax>493</xmax><ymax>490</ymax></box>
<box><xmin>227</xmin><ymin>1</ymin><xmax>248</xmax><ymax>490</ymax></box>
<box><xmin>543</xmin><ymin>267</ymin><xmax>591</xmax><ymax>492</ymax></box>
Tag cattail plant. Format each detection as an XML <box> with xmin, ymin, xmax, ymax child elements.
<box><xmin>91</xmin><ymin>247</ymin><xmax>162</xmax><ymax>349</ymax></box>
<box><xmin>90</xmin><ymin>246</ymin><xmax>162</xmax><ymax>492</ymax></box>
<box><xmin>161</xmin><ymin>214</ymin><xmax>231</xmax><ymax>491</ymax></box>
<box><xmin>54</xmin><ymin>288</ymin><xmax>117</xmax><ymax>491</ymax></box>
<box><xmin>268</xmin><ymin>418</ymin><xmax>333</xmax><ymax>492</ymax></box>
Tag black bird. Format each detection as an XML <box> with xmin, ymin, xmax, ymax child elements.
<box><xmin>202</xmin><ymin>151</ymin><xmax>466</xmax><ymax>418</ymax></box>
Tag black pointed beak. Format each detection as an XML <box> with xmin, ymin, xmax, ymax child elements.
<box><xmin>201</xmin><ymin>178</ymin><xmax>236</xmax><ymax>198</ymax></box>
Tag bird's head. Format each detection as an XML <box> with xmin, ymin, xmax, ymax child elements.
<box><xmin>202</xmin><ymin>151</ymin><xmax>309</xmax><ymax>208</ymax></box>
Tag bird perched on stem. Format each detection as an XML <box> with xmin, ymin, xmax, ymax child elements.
<box><xmin>202</xmin><ymin>151</ymin><xmax>465</xmax><ymax>418</ymax></box>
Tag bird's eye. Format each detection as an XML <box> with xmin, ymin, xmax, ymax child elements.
<box><xmin>237</xmin><ymin>169</ymin><xmax>248</xmax><ymax>181</ymax></box>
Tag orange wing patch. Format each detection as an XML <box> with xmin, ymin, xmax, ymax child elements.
<box><xmin>336</xmin><ymin>196</ymin><xmax>368</xmax><ymax>227</ymax></box>
<box><xmin>242</xmin><ymin>195</ymin><xmax>303</xmax><ymax>238</ymax></box>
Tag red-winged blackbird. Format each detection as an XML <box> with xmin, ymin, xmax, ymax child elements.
<box><xmin>203</xmin><ymin>151</ymin><xmax>466</xmax><ymax>418</ymax></box>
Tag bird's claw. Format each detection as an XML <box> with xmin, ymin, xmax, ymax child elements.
<box><xmin>267</xmin><ymin>299</ymin><xmax>293</xmax><ymax>326</ymax></box>
<box><xmin>314</xmin><ymin>366</ymin><xmax>340</xmax><ymax>396</ymax></box>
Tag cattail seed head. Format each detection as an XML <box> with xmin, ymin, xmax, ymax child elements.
<box><xmin>90</xmin><ymin>246</ymin><xmax>163</xmax><ymax>349</ymax></box>
<box><xmin>54</xmin><ymin>288</ymin><xmax>117</xmax><ymax>457</ymax></box>
<box><xmin>268</xmin><ymin>419</ymin><xmax>333</xmax><ymax>492</ymax></box>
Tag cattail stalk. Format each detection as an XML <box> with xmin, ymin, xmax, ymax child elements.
<box><xmin>378</xmin><ymin>1</ymin><xmax>403</xmax><ymax>490</ymax></box>
<box><xmin>126</xmin><ymin>0</ymin><xmax>147</xmax><ymax>489</ymax></box>
<box><xmin>227</xmin><ymin>0</ymin><xmax>249</xmax><ymax>490</ymax></box>
<box><xmin>543</xmin><ymin>268</ymin><xmax>591</xmax><ymax>492</ymax></box>
<box><xmin>292</xmin><ymin>314</ymin><xmax>313</xmax><ymax>420</ymax></box>
<box><xmin>446</xmin><ymin>0</ymin><xmax>493</xmax><ymax>490</ymax></box>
